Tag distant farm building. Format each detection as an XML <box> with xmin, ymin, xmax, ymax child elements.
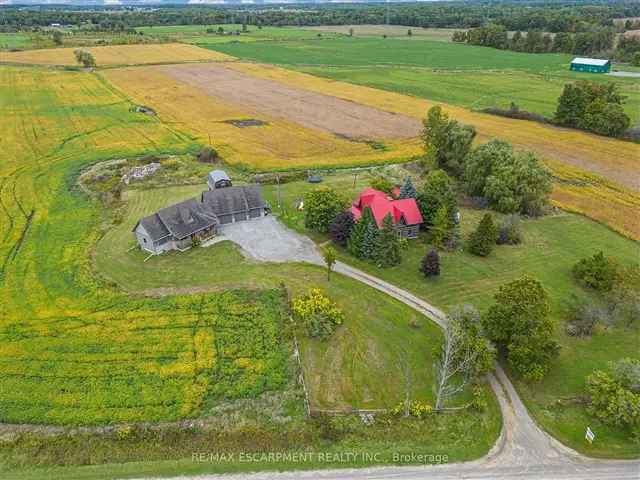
<box><xmin>351</xmin><ymin>188</ymin><xmax>423</xmax><ymax>239</ymax></box>
<box><xmin>207</xmin><ymin>170</ymin><xmax>232</xmax><ymax>190</ymax></box>
<box><xmin>570</xmin><ymin>58</ymin><xmax>611</xmax><ymax>74</ymax></box>
<box><xmin>133</xmin><ymin>172</ymin><xmax>268</xmax><ymax>255</ymax></box>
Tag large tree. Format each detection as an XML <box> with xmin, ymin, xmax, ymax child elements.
<box><xmin>421</xmin><ymin>106</ymin><xmax>476</xmax><ymax>177</ymax></box>
<box><xmin>465</xmin><ymin>140</ymin><xmax>551</xmax><ymax>216</ymax></box>
<box><xmin>482</xmin><ymin>277</ymin><xmax>559</xmax><ymax>382</ymax></box>
<box><xmin>417</xmin><ymin>169</ymin><xmax>457</xmax><ymax>226</ymax></box>
<box><xmin>328</xmin><ymin>211</ymin><xmax>355</xmax><ymax>247</ymax></box>
<box><xmin>304</xmin><ymin>187</ymin><xmax>347</xmax><ymax>233</ymax></box>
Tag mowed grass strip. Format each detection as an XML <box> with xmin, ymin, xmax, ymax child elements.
<box><xmin>0</xmin><ymin>43</ymin><xmax>234</xmax><ymax>67</ymax></box>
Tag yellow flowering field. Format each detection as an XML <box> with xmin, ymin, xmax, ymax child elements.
<box><xmin>101</xmin><ymin>65</ymin><xmax>422</xmax><ymax>170</ymax></box>
<box><xmin>0</xmin><ymin>66</ymin><xmax>289</xmax><ymax>425</ymax></box>
<box><xmin>0</xmin><ymin>43</ymin><xmax>233</xmax><ymax>67</ymax></box>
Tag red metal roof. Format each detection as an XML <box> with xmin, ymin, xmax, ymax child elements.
<box><xmin>351</xmin><ymin>188</ymin><xmax>423</xmax><ymax>228</ymax></box>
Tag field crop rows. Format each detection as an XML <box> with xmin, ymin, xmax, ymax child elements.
<box><xmin>0</xmin><ymin>43</ymin><xmax>233</xmax><ymax>67</ymax></box>
<box><xmin>0</xmin><ymin>66</ymin><xmax>291</xmax><ymax>425</ymax></box>
<box><xmin>102</xmin><ymin>65</ymin><xmax>421</xmax><ymax>170</ymax></box>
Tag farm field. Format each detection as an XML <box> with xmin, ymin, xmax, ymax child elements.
<box><xmin>137</xmin><ymin>24</ymin><xmax>342</xmax><ymax>44</ymax></box>
<box><xmin>0</xmin><ymin>43</ymin><xmax>233</xmax><ymax>67</ymax></box>
<box><xmin>299</xmin><ymin>65</ymin><xmax>640</xmax><ymax>124</ymax></box>
<box><xmin>101</xmin><ymin>64</ymin><xmax>421</xmax><ymax>170</ymax></box>
<box><xmin>209</xmin><ymin>36</ymin><xmax>573</xmax><ymax>70</ymax></box>
<box><xmin>304</xmin><ymin>25</ymin><xmax>461</xmax><ymax>41</ymax></box>
<box><xmin>260</xmin><ymin>172</ymin><xmax>640</xmax><ymax>458</ymax></box>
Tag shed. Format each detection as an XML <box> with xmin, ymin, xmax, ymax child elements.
<box><xmin>207</xmin><ymin>170</ymin><xmax>232</xmax><ymax>190</ymax></box>
<box><xmin>570</xmin><ymin>58</ymin><xmax>611</xmax><ymax>74</ymax></box>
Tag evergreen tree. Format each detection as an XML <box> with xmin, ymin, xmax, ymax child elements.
<box><xmin>361</xmin><ymin>209</ymin><xmax>380</xmax><ymax>260</ymax></box>
<box><xmin>398</xmin><ymin>176</ymin><xmax>417</xmax><ymax>199</ymax></box>
<box><xmin>374</xmin><ymin>214</ymin><xmax>402</xmax><ymax>268</ymax></box>
<box><xmin>468</xmin><ymin>214</ymin><xmax>497</xmax><ymax>257</ymax></box>
<box><xmin>420</xmin><ymin>249</ymin><xmax>440</xmax><ymax>277</ymax></box>
<box><xmin>430</xmin><ymin>206</ymin><xmax>452</xmax><ymax>250</ymax></box>
<box><xmin>348</xmin><ymin>207</ymin><xmax>375</xmax><ymax>259</ymax></box>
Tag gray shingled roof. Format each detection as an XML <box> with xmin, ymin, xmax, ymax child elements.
<box><xmin>137</xmin><ymin>213</ymin><xmax>171</xmax><ymax>242</ymax></box>
<box><xmin>156</xmin><ymin>198</ymin><xmax>218</xmax><ymax>240</ymax></box>
<box><xmin>208</xmin><ymin>170</ymin><xmax>231</xmax><ymax>184</ymax></box>
<box><xmin>202</xmin><ymin>185</ymin><xmax>265</xmax><ymax>216</ymax></box>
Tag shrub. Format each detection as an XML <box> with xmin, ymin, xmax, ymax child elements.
<box><xmin>196</xmin><ymin>145</ymin><xmax>219</xmax><ymax>163</ymax></box>
<box><xmin>586</xmin><ymin>359</ymin><xmax>640</xmax><ymax>429</ymax></box>
<box><xmin>292</xmin><ymin>289</ymin><xmax>344</xmax><ymax>340</ymax></box>
<box><xmin>420</xmin><ymin>249</ymin><xmax>440</xmax><ymax>277</ymax></box>
<box><xmin>328</xmin><ymin>211</ymin><xmax>355</xmax><ymax>247</ymax></box>
<box><xmin>565</xmin><ymin>300</ymin><xmax>608</xmax><ymax>337</ymax></box>
<box><xmin>483</xmin><ymin>277</ymin><xmax>559</xmax><ymax>382</ymax></box>
<box><xmin>470</xmin><ymin>386</ymin><xmax>488</xmax><ymax>412</ymax></box>
<box><xmin>369</xmin><ymin>175</ymin><xmax>394</xmax><ymax>194</ymax></box>
<box><xmin>496</xmin><ymin>214</ymin><xmax>523</xmax><ymax>245</ymax></box>
<box><xmin>468</xmin><ymin>213</ymin><xmax>497</xmax><ymax>257</ymax></box>
<box><xmin>303</xmin><ymin>187</ymin><xmax>347</xmax><ymax>233</ymax></box>
<box><xmin>572</xmin><ymin>251</ymin><xmax>618</xmax><ymax>291</ymax></box>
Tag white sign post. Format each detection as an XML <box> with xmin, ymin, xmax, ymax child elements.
<box><xmin>585</xmin><ymin>427</ymin><xmax>595</xmax><ymax>444</ymax></box>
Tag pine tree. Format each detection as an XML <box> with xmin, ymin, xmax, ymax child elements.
<box><xmin>329</xmin><ymin>211</ymin><xmax>355</xmax><ymax>247</ymax></box>
<box><xmin>420</xmin><ymin>249</ymin><xmax>440</xmax><ymax>277</ymax></box>
<box><xmin>374</xmin><ymin>214</ymin><xmax>402</xmax><ymax>267</ymax></box>
<box><xmin>361</xmin><ymin>209</ymin><xmax>380</xmax><ymax>260</ymax></box>
<box><xmin>399</xmin><ymin>176</ymin><xmax>417</xmax><ymax>199</ymax></box>
<box><xmin>468</xmin><ymin>213</ymin><xmax>497</xmax><ymax>256</ymax></box>
<box><xmin>348</xmin><ymin>207</ymin><xmax>375</xmax><ymax>259</ymax></box>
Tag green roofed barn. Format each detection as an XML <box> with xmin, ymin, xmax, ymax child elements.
<box><xmin>570</xmin><ymin>57</ymin><xmax>611</xmax><ymax>74</ymax></box>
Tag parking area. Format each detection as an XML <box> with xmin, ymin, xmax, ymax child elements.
<box><xmin>212</xmin><ymin>216</ymin><xmax>323</xmax><ymax>265</ymax></box>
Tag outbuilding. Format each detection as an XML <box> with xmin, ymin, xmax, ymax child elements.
<box><xmin>207</xmin><ymin>170</ymin><xmax>232</xmax><ymax>190</ymax></box>
<box><xmin>570</xmin><ymin>57</ymin><xmax>611</xmax><ymax>74</ymax></box>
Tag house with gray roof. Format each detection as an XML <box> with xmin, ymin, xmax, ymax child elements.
<box><xmin>133</xmin><ymin>198</ymin><xmax>219</xmax><ymax>255</ymax></box>
<box><xmin>133</xmin><ymin>183</ymin><xmax>269</xmax><ymax>255</ymax></box>
<box><xmin>207</xmin><ymin>170</ymin><xmax>232</xmax><ymax>190</ymax></box>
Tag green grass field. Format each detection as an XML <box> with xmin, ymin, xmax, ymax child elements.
<box><xmin>304</xmin><ymin>25</ymin><xmax>461</xmax><ymax>41</ymax></box>
<box><xmin>207</xmin><ymin>36</ymin><xmax>640</xmax><ymax>124</ymax></box>
<box><xmin>258</xmin><ymin>172</ymin><xmax>640</xmax><ymax>458</ymax></box>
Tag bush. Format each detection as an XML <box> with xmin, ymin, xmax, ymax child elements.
<box><xmin>196</xmin><ymin>145</ymin><xmax>219</xmax><ymax>163</ymax></box>
<box><xmin>328</xmin><ymin>211</ymin><xmax>355</xmax><ymax>247</ymax></box>
<box><xmin>292</xmin><ymin>289</ymin><xmax>344</xmax><ymax>340</ymax></box>
<box><xmin>586</xmin><ymin>359</ymin><xmax>640</xmax><ymax>429</ymax></box>
<box><xmin>369</xmin><ymin>175</ymin><xmax>394</xmax><ymax>194</ymax></box>
<box><xmin>572</xmin><ymin>251</ymin><xmax>618</xmax><ymax>291</ymax></box>
<box><xmin>468</xmin><ymin>213</ymin><xmax>497</xmax><ymax>256</ymax></box>
<box><xmin>303</xmin><ymin>187</ymin><xmax>347</xmax><ymax>233</ymax></box>
<box><xmin>483</xmin><ymin>277</ymin><xmax>559</xmax><ymax>382</ymax></box>
<box><xmin>420</xmin><ymin>249</ymin><xmax>440</xmax><ymax>277</ymax></box>
<box><xmin>496</xmin><ymin>214</ymin><xmax>523</xmax><ymax>245</ymax></box>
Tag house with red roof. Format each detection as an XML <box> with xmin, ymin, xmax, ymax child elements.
<box><xmin>350</xmin><ymin>188</ymin><xmax>423</xmax><ymax>239</ymax></box>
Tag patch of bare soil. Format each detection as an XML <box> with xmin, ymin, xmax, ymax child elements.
<box><xmin>157</xmin><ymin>63</ymin><xmax>422</xmax><ymax>140</ymax></box>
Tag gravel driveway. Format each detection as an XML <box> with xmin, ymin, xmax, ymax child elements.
<box><xmin>213</xmin><ymin>216</ymin><xmax>323</xmax><ymax>265</ymax></box>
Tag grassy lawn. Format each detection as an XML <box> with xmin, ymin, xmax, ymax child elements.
<box><xmin>258</xmin><ymin>172</ymin><xmax>640</xmax><ymax>458</ymax></box>
<box><xmin>95</xmin><ymin>183</ymin><xmax>449</xmax><ymax>411</ymax></box>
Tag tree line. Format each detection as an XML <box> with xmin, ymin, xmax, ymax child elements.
<box><xmin>1</xmin><ymin>1</ymin><xmax>640</xmax><ymax>33</ymax></box>
<box><xmin>454</xmin><ymin>24</ymin><xmax>640</xmax><ymax>64</ymax></box>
